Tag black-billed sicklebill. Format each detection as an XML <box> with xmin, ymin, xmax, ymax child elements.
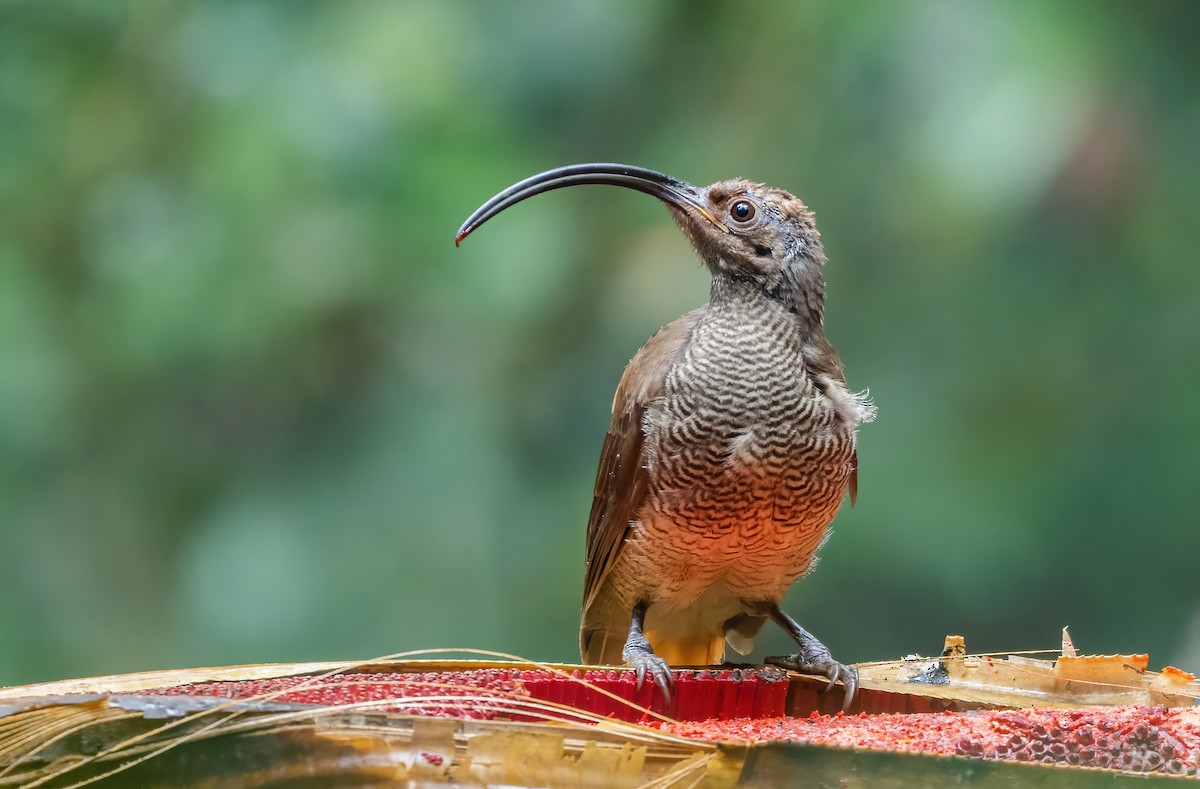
<box><xmin>456</xmin><ymin>164</ymin><xmax>874</xmax><ymax>708</ymax></box>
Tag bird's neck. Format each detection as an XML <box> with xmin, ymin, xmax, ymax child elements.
<box><xmin>709</xmin><ymin>270</ymin><xmax>825</xmax><ymax>335</ymax></box>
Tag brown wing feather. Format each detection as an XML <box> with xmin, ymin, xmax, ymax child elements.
<box><xmin>581</xmin><ymin>309</ymin><xmax>704</xmax><ymax>615</ymax></box>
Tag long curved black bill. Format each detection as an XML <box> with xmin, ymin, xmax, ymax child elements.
<box><xmin>455</xmin><ymin>163</ymin><xmax>713</xmax><ymax>246</ymax></box>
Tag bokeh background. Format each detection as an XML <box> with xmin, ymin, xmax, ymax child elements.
<box><xmin>2</xmin><ymin>1</ymin><xmax>1198</xmax><ymax>687</ymax></box>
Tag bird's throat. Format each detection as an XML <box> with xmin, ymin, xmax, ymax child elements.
<box><xmin>709</xmin><ymin>269</ymin><xmax>825</xmax><ymax>335</ymax></box>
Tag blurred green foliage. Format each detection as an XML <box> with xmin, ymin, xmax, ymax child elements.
<box><xmin>1</xmin><ymin>0</ymin><xmax>1198</xmax><ymax>687</ymax></box>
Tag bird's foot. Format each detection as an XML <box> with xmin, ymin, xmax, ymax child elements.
<box><xmin>761</xmin><ymin>603</ymin><xmax>859</xmax><ymax>711</ymax></box>
<box><xmin>766</xmin><ymin>644</ymin><xmax>859</xmax><ymax>712</ymax></box>
<box><xmin>622</xmin><ymin>636</ymin><xmax>672</xmax><ymax>702</ymax></box>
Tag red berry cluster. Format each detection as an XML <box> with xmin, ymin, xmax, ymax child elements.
<box><xmin>145</xmin><ymin>670</ymin><xmax>531</xmax><ymax>719</ymax></box>
<box><xmin>955</xmin><ymin>706</ymin><xmax>1196</xmax><ymax>775</ymax></box>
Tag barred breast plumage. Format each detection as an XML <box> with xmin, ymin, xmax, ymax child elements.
<box><xmin>633</xmin><ymin>283</ymin><xmax>855</xmax><ymax>604</ymax></box>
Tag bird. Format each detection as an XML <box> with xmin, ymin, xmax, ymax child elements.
<box><xmin>456</xmin><ymin>163</ymin><xmax>874</xmax><ymax>708</ymax></box>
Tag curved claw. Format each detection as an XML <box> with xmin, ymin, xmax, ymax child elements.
<box><xmin>828</xmin><ymin>663</ymin><xmax>859</xmax><ymax>711</ymax></box>
<box><xmin>766</xmin><ymin>654</ymin><xmax>859</xmax><ymax>712</ymax></box>
<box><xmin>631</xmin><ymin>654</ymin><xmax>673</xmax><ymax>703</ymax></box>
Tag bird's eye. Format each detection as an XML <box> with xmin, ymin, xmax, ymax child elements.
<box><xmin>730</xmin><ymin>200</ymin><xmax>756</xmax><ymax>223</ymax></box>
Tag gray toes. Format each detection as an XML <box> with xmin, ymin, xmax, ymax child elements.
<box><xmin>625</xmin><ymin>647</ymin><xmax>672</xmax><ymax>703</ymax></box>
<box><xmin>766</xmin><ymin>653</ymin><xmax>859</xmax><ymax>711</ymax></box>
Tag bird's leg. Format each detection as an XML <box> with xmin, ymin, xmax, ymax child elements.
<box><xmin>622</xmin><ymin>601</ymin><xmax>672</xmax><ymax>700</ymax></box>
<box><xmin>762</xmin><ymin>603</ymin><xmax>858</xmax><ymax>711</ymax></box>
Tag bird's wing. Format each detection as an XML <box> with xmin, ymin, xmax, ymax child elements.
<box><xmin>581</xmin><ymin>308</ymin><xmax>704</xmax><ymax>614</ymax></box>
<box><xmin>803</xmin><ymin>335</ymin><xmax>870</xmax><ymax>506</ymax></box>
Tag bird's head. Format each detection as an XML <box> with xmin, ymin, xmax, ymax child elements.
<box><xmin>456</xmin><ymin>163</ymin><xmax>828</xmax><ymax>322</ymax></box>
